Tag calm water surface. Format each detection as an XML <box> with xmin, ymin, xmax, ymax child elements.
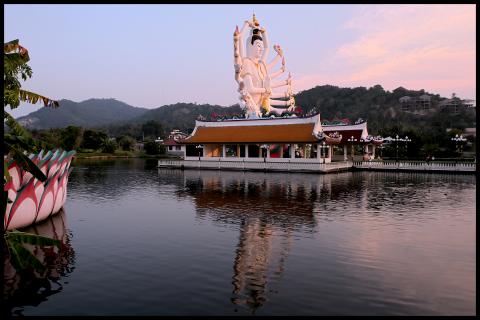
<box><xmin>4</xmin><ymin>159</ymin><xmax>476</xmax><ymax>316</ymax></box>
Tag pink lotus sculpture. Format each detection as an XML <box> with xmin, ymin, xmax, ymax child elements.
<box><xmin>4</xmin><ymin>149</ymin><xmax>76</xmax><ymax>231</ymax></box>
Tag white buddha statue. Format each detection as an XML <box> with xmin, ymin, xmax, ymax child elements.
<box><xmin>234</xmin><ymin>14</ymin><xmax>295</xmax><ymax>118</ymax></box>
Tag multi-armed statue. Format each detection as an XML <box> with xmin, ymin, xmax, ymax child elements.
<box><xmin>234</xmin><ymin>14</ymin><xmax>296</xmax><ymax>118</ymax></box>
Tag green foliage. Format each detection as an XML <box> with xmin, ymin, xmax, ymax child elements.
<box><xmin>60</xmin><ymin>125</ymin><xmax>84</xmax><ymax>150</ymax></box>
<box><xmin>16</xmin><ymin>98</ymin><xmax>147</xmax><ymax>130</ymax></box>
<box><xmin>4</xmin><ymin>141</ymin><xmax>47</xmax><ymax>182</ymax></box>
<box><xmin>3</xmin><ymin>40</ymin><xmax>69</xmax><ymax>279</ymax></box>
<box><xmin>4</xmin><ymin>39</ymin><xmax>58</xmax><ymax>110</ymax></box>
<box><xmin>144</xmin><ymin>140</ymin><xmax>162</xmax><ymax>155</ymax></box>
<box><xmin>141</xmin><ymin>120</ymin><xmax>165</xmax><ymax>140</ymax></box>
<box><xmin>31</xmin><ymin>128</ymin><xmax>62</xmax><ymax>150</ymax></box>
<box><xmin>81</xmin><ymin>129</ymin><xmax>108</xmax><ymax>150</ymax></box>
<box><xmin>101</xmin><ymin>139</ymin><xmax>117</xmax><ymax>154</ymax></box>
<box><xmin>117</xmin><ymin>135</ymin><xmax>136</xmax><ymax>151</ymax></box>
<box><xmin>5</xmin><ymin>231</ymin><xmax>61</xmax><ymax>273</ymax></box>
<box><xmin>4</xmin><ymin>39</ymin><xmax>59</xmax><ymax>189</ymax></box>
<box><xmin>134</xmin><ymin>103</ymin><xmax>242</xmax><ymax>135</ymax></box>
<box><xmin>294</xmin><ymin>85</ymin><xmax>476</xmax><ymax>158</ymax></box>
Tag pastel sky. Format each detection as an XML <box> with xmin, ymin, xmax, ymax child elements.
<box><xmin>5</xmin><ymin>4</ymin><xmax>476</xmax><ymax>118</ymax></box>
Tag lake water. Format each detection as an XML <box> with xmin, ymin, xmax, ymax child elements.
<box><xmin>4</xmin><ymin>159</ymin><xmax>476</xmax><ymax>316</ymax></box>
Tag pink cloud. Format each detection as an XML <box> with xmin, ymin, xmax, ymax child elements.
<box><xmin>295</xmin><ymin>5</ymin><xmax>476</xmax><ymax>100</ymax></box>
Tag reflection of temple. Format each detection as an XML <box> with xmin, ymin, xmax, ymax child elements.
<box><xmin>3</xmin><ymin>209</ymin><xmax>75</xmax><ymax>316</ymax></box>
<box><xmin>177</xmin><ymin>170</ymin><xmax>324</xmax><ymax>313</ymax></box>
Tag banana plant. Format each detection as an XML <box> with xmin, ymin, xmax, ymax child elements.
<box><xmin>4</xmin><ymin>39</ymin><xmax>60</xmax><ymax>219</ymax></box>
<box><xmin>4</xmin><ymin>39</ymin><xmax>63</xmax><ymax>273</ymax></box>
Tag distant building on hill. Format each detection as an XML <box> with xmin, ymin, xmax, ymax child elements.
<box><xmin>399</xmin><ymin>94</ymin><xmax>432</xmax><ymax>114</ymax></box>
<box><xmin>399</xmin><ymin>93</ymin><xmax>475</xmax><ymax>115</ymax></box>
<box><xmin>439</xmin><ymin>94</ymin><xmax>475</xmax><ymax>114</ymax></box>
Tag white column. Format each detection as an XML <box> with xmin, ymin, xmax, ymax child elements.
<box><xmin>222</xmin><ymin>144</ymin><xmax>226</xmax><ymax>158</ymax></box>
<box><xmin>317</xmin><ymin>144</ymin><xmax>321</xmax><ymax>160</ymax></box>
<box><xmin>245</xmin><ymin>144</ymin><xmax>249</xmax><ymax>158</ymax></box>
<box><xmin>343</xmin><ymin>145</ymin><xmax>347</xmax><ymax>161</ymax></box>
<box><xmin>372</xmin><ymin>145</ymin><xmax>376</xmax><ymax>159</ymax></box>
<box><xmin>290</xmin><ymin>144</ymin><xmax>295</xmax><ymax>158</ymax></box>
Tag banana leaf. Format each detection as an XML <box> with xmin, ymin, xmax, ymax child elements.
<box><xmin>6</xmin><ymin>231</ymin><xmax>61</xmax><ymax>248</ymax></box>
<box><xmin>6</xmin><ymin>142</ymin><xmax>47</xmax><ymax>183</ymax></box>
<box><xmin>7</xmin><ymin>240</ymin><xmax>46</xmax><ymax>273</ymax></box>
<box><xmin>19</xmin><ymin>89</ymin><xmax>59</xmax><ymax>108</ymax></box>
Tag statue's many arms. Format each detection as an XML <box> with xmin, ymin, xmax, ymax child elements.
<box><xmin>234</xmin><ymin>14</ymin><xmax>295</xmax><ymax>119</ymax></box>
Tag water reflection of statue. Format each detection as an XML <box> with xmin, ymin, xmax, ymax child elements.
<box><xmin>231</xmin><ymin>218</ymin><xmax>293</xmax><ymax>314</ymax></box>
<box><xmin>234</xmin><ymin>14</ymin><xmax>295</xmax><ymax>118</ymax></box>
<box><xmin>176</xmin><ymin>170</ymin><xmax>319</xmax><ymax>313</ymax></box>
<box><xmin>3</xmin><ymin>209</ymin><xmax>75</xmax><ymax>316</ymax></box>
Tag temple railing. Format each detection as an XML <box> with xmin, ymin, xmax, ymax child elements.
<box><xmin>158</xmin><ymin>159</ymin><xmax>476</xmax><ymax>173</ymax></box>
<box><xmin>158</xmin><ymin>159</ymin><xmax>352</xmax><ymax>173</ymax></box>
<box><xmin>352</xmin><ymin>160</ymin><xmax>476</xmax><ymax>172</ymax></box>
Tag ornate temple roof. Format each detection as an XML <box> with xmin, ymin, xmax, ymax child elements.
<box><xmin>178</xmin><ymin>113</ymin><xmax>375</xmax><ymax>145</ymax></box>
<box><xmin>181</xmin><ymin>114</ymin><xmax>323</xmax><ymax>144</ymax></box>
<box><xmin>181</xmin><ymin>123</ymin><xmax>319</xmax><ymax>144</ymax></box>
<box><xmin>323</xmin><ymin>121</ymin><xmax>369</xmax><ymax>144</ymax></box>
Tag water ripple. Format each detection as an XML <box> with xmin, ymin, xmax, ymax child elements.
<box><xmin>10</xmin><ymin>159</ymin><xmax>475</xmax><ymax>316</ymax></box>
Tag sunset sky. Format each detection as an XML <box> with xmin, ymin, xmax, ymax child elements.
<box><xmin>5</xmin><ymin>4</ymin><xmax>476</xmax><ymax>118</ymax></box>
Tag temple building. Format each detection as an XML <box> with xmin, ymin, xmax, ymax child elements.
<box><xmin>170</xmin><ymin>114</ymin><xmax>381</xmax><ymax>169</ymax></box>
<box><xmin>158</xmin><ymin>14</ymin><xmax>383</xmax><ymax>173</ymax></box>
<box><xmin>163</xmin><ymin>129</ymin><xmax>188</xmax><ymax>157</ymax></box>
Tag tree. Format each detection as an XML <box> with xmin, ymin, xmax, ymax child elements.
<box><xmin>144</xmin><ymin>140</ymin><xmax>162</xmax><ymax>155</ymax></box>
<box><xmin>101</xmin><ymin>139</ymin><xmax>117</xmax><ymax>154</ymax></box>
<box><xmin>117</xmin><ymin>135</ymin><xmax>136</xmax><ymax>151</ymax></box>
<box><xmin>141</xmin><ymin>120</ymin><xmax>165</xmax><ymax>140</ymax></box>
<box><xmin>61</xmin><ymin>126</ymin><xmax>84</xmax><ymax>150</ymax></box>
<box><xmin>81</xmin><ymin>129</ymin><xmax>108</xmax><ymax>150</ymax></box>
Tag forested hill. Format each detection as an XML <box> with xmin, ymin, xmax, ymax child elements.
<box><xmin>294</xmin><ymin>85</ymin><xmax>475</xmax><ymax>133</ymax></box>
<box><xmin>15</xmin><ymin>85</ymin><xmax>475</xmax><ymax>137</ymax></box>
<box><xmin>16</xmin><ymin>98</ymin><xmax>148</xmax><ymax>130</ymax></box>
<box><xmin>130</xmin><ymin>103</ymin><xmax>243</xmax><ymax>133</ymax></box>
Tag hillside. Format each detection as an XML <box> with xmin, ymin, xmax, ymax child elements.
<box><xmin>14</xmin><ymin>85</ymin><xmax>475</xmax><ymax>137</ymax></box>
<box><xmin>16</xmin><ymin>98</ymin><xmax>148</xmax><ymax>130</ymax></box>
<box><xmin>130</xmin><ymin>103</ymin><xmax>243</xmax><ymax>133</ymax></box>
<box><xmin>294</xmin><ymin>85</ymin><xmax>476</xmax><ymax>133</ymax></box>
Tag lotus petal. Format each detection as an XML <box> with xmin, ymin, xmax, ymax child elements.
<box><xmin>35</xmin><ymin>172</ymin><xmax>59</xmax><ymax>223</ymax></box>
<box><xmin>6</xmin><ymin>179</ymin><xmax>38</xmax><ymax>230</ymax></box>
<box><xmin>8</xmin><ymin>163</ymin><xmax>22</xmax><ymax>191</ymax></box>
<box><xmin>52</xmin><ymin>174</ymin><xmax>66</xmax><ymax>214</ymax></box>
<box><xmin>47</xmin><ymin>159</ymin><xmax>60</xmax><ymax>179</ymax></box>
<box><xmin>37</xmin><ymin>149</ymin><xmax>45</xmax><ymax>160</ymax></box>
<box><xmin>4</xmin><ymin>188</ymin><xmax>17</xmax><ymax>230</ymax></box>
<box><xmin>49</xmin><ymin>171</ymin><xmax>60</xmax><ymax>215</ymax></box>
<box><xmin>33</xmin><ymin>181</ymin><xmax>45</xmax><ymax>222</ymax></box>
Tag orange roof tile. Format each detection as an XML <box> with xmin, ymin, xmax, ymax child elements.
<box><xmin>181</xmin><ymin>123</ymin><xmax>318</xmax><ymax>144</ymax></box>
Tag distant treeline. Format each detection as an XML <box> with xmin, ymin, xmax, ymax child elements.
<box><xmin>26</xmin><ymin>84</ymin><xmax>475</xmax><ymax>158</ymax></box>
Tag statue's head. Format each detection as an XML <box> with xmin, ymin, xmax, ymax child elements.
<box><xmin>246</xmin><ymin>29</ymin><xmax>264</xmax><ymax>60</ymax></box>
